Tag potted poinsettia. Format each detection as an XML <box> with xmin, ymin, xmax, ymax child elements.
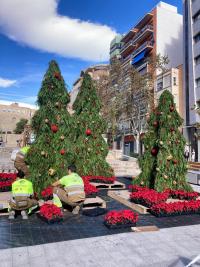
<box><xmin>41</xmin><ymin>186</ymin><xmax>53</xmax><ymax>201</ymax></box>
<box><xmin>104</xmin><ymin>209</ymin><xmax>138</xmax><ymax>229</ymax></box>
<box><xmin>38</xmin><ymin>203</ymin><xmax>63</xmax><ymax>223</ymax></box>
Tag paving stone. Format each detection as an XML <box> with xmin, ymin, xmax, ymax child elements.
<box><xmin>30</xmin><ymin>256</ymin><xmax>50</xmax><ymax>267</ymax></box>
<box><xmin>28</xmin><ymin>245</ymin><xmax>45</xmax><ymax>258</ymax></box>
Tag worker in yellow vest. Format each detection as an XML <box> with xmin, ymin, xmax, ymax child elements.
<box><xmin>9</xmin><ymin>172</ymin><xmax>38</xmax><ymax>219</ymax></box>
<box><xmin>14</xmin><ymin>145</ymin><xmax>30</xmax><ymax>177</ymax></box>
<box><xmin>52</xmin><ymin>165</ymin><xmax>85</xmax><ymax>214</ymax></box>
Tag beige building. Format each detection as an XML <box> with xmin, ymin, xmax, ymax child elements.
<box><xmin>155</xmin><ymin>65</ymin><xmax>184</xmax><ymax>118</ymax></box>
<box><xmin>0</xmin><ymin>101</ymin><xmax>36</xmax><ymax>133</ymax></box>
<box><xmin>70</xmin><ymin>64</ymin><xmax>109</xmax><ymax>108</ymax></box>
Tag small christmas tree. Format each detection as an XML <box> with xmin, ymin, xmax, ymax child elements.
<box><xmin>134</xmin><ymin>111</ymin><xmax>158</xmax><ymax>188</ymax></box>
<box><xmin>134</xmin><ymin>90</ymin><xmax>192</xmax><ymax>192</ymax></box>
<box><xmin>73</xmin><ymin>73</ymin><xmax>113</xmax><ymax>177</ymax></box>
<box><xmin>27</xmin><ymin>60</ymin><xmax>73</xmax><ymax>193</ymax></box>
<box><xmin>154</xmin><ymin>90</ymin><xmax>192</xmax><ymax>192</ymax></box>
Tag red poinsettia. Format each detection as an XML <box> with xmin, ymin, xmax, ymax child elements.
<box><xmin>130</xmin><ymin>188</ymin><xmax>169</xmax><ymax>207</ymax></box>
<box><xmin>39</xmin><ymin>204</ymin><xmax>63</xmax><ymax>220</ymax></box>
<box><xmin>151</xmin><ymin>200</ymin><xmax>200</xmax><ymax>216</ymax></box>
<box><xmin>104</xmin><ymin>210</ymin><xmax>138</xmax><ymax>225</ymax></box>
<box><xmin>82</xmin><ymin>175</ymin><xmax>116</xmax><ymax>184</ymax></box>
<box><xmin>168</xmin><ymin>189</ymin><xmax>199</xmax><ymax>200</ymax></box>
<box><xmin>0</xmin><ymin>173</ymin><xmax>17</xmax><ymax>189</ymax></box>
<box><xmin>41</xmin><ymin>186</ymin><xmax>53</xmax><ymax>198</ymax></box>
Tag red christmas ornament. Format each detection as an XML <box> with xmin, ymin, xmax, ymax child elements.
<box><xmin>51</xmin><ymin>124</ymin><xmax>58</xmax><ymax>133</ymax></box>
<box><xmin>86</xmin><ymin>129</ymin><xmax>92</xmax><ymax>136</ymax></box>
<box><xmin>173</xmin><ymin>159</ymin><xmax>178</xmax><ymax>165</ymax></box>
<box><xmin>170</xmin><ymin>105</ymin><xmax>174</xmax><ymax>112</ymax></box>
<box><xmin>153</xmin><ymin>121</ymin><xmax>159</xmax><ymax>127</ymax></box>
<box><xmin>54</xmin><ymin>72</ymin><xmax>61</xmax><ymax>80</ymax></box>
<box><xmin>151</xmin><ymin>148</ymin><xmax>158</xmax><ymax>156</ymax></box>
<box><xmin>60</xmin><ymin>149</ymin><xmax>65</xmax><ymax>155</ymax></box>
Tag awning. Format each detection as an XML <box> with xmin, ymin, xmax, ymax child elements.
<box><xmin>132</xmin><ymin>50</ymin><xmax>146</xmax><ymax>64</ymax></box>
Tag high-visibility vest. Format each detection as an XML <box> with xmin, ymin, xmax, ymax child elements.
<box><xmin>53</xmin><ymin>193</ymin><xmax>63</xmax><ymax>208</ymax></box>
<box><xmin>20</xmin><ymin>146</ymin><xmax>30</xmax><ymax>155</ymax></box>
<box><xmin>12</xmin><ymin>179</ymin><xmax>33</xmax><ymax>197</ymax></box>
<box><xmin>59</xmin><ymin>173</ymin><xmax>84</xmax><ymax>197</ymax></box>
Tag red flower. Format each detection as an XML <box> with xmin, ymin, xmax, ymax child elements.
<box><xmin>104</xmin><ymin>210</ymin><xmax>138</xmax><ymax>225</ymax></box>
<box><xmin>40</xmin><ymin>204</ymin><xmax>63</xmax><ymax>220</ymax></box>
<box><xmin>130</xmin><ymin>188</ymin><xmax>169</xmax><ymax>207</ymax></box>
<box><xmin>41</xmin><ymin>186</ymin><xmax>53</xmax><ymax>198</ymax></box>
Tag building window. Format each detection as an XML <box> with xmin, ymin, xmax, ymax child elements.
<box><xmin>163</xmin><ymin>74</ymin><xmax>171</xmax><ymax>88</ymax></box>
<box><xmin>195</xmin><ymin>55</ymin><xmax>200</xmax><ymax>65</ymax></box>
<box><xmin>194</xmin><ymin>33</ymin><xmax>200</xmax><ymax>43</ymax></box>
<box><xmin>157</xmin><ymin>78</ymin><xmax>163</xmax><ymax>91</ymax></box>
<box><xmin>196</xmin><ymin>78</ymin><xmax>200</xmax><ymax>87</ymax></box>
<box><xmin>173</xmin><ymin>77</ymin><xmax>177</xmax><ymax>86</ymax></box>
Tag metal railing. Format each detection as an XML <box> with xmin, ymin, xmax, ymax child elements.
<box><xmin>132</xmin><ymin>40</ymin><xmax>154</xmax><ymax>57</ymax></box>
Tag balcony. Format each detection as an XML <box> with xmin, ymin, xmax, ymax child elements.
<box><xmin>195</xmin><ymin>63</ymin><xmax>200</xmax><ymax>80</ymax></box>
<box><xmin>121</xmin><ymin>54</ymin><xmax>132</xmax><ymax>68</ymax></box>
<box><xmin>121</xmin><ymin>40</ymin><xmax>136</xmax><ymax>56</ymax></box>
<box><xmin>132</xmin><ymin>40</ymin><xmax>154</xmax><ymax>57</ymax></box>
<box><xmin>193</xmin><ymin>19</ymin><xmax>200</xmax><ymax>37</ymax></box>
<box><xmin>132</xmin><ymin>25</ymin><xmax>153</xmax><ymax>45</ymax></box>
<box><xmin>194</xmin><ymin>41</ymin><xmax>200</xmax><ymax>58</ymax></box>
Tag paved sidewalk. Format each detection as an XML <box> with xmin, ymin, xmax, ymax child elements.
<box><xmin>1</xmin><ymin>224</ymin><xmax>200</xmax><ymax>267</ymax></box>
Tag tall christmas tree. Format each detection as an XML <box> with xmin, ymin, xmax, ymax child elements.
<box><xmin>73</xmin><ymin>73</ymin><xmax>113</xmax><ymax>177</ymax></box>
<box><xmin>27</xmin><ymin>60</ymin><xmax>73</xmax><ymax>193</ymax></box>
<box><xmin>134</xmin><ymin>90</ymin><xmax>192</xmax><ymax>192</ymax></box>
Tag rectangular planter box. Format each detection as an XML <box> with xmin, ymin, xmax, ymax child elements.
<box><xmin>104</xmin><ymin>222</ymin><xmax>136</xmax><ymax>229</ymax></box>
<box><xmin>37</xmin><ymin>213</ymin><xmax>63</xmax><ymax>224</ymax></box>
<box><xmin>86</xmin><ymin>193</ymin><xmax>97</xmax><ymax>199</ymax></box>
<box><xmin>150</xmin><ymin>210</ymin><xmax>200</xmax><ymax>217</ymax></box>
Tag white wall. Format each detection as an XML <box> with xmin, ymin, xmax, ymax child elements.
<box><xmin>156</xmin><ymin>3</ymin><xmax>183</xmax><ymax>69</ymax></box>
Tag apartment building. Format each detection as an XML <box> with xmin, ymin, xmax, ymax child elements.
<box><xmin>110</xmin><ymin>1</ymin><xmax>183</xmax><ymax>156</ymax></box>
<box><xmin>0</xmin><ymin>101</ymin><xmax>36</xmax><ymax>133</ymax></box>
<box><xmin>70</xmin><ymin>64</ymin><xmax>109</xmax><ymax>110</ymax></box>
<box><xmin>183</xmin><ymin>0</ymin><xmax>200</xmax><ymax>161</ymax></box>
<box><xmin>155</xmin><ymin>65</ymin><xmax>184</xmax><ymax>118</ymax></box>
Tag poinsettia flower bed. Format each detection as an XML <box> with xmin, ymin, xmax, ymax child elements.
<box><xmin>0</xmin><ymin>173</ymin><xmax>17</xmax><ymax>192</ymax></box>
<box><xmin>168</xmin><ymin>189</ymin><xmax>199</xmax><ymax>200</ymax></box>
<box><xmin>41</xmin><ymin>186</ymin><xmax>53</xmax><ymax>200</ymax></box>
<box><xmin>39</xmin><ymin>204</ymin><xmax>63</xmax><ymax>223</ymax></box>
<box><xmin>130</xmin><ymin>189</ymin><xmax>169</xmax><ymax>207</ymax></box>
<box><xmin>84</xmin><ymin>182</ymin><xmax>99</xmax><ymax>198</ymax></box>
<box><xmin>82</xmin><ymin>175</ymin><xmax>116</xmax><ymax>184</ymax></box>
<box><xmin>104</xmin><ymin>210</ymin><xmax>138</xmax><ymax>229</ymax></box>
<box><xmin>150</xmin><ymin>200</ymin><xmax>200</xmax><ymax>217</ymax></box>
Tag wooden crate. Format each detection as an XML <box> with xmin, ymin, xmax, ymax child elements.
<box><xmin>83</xmin><ymin>196</ymin><xmax>106</xmax><ymax>210</ymax></box>
<box><xmin>91</xmin><ymin>181</ymin><xmax>125</xmax><ymax>190</ymax></box>
<box><xmin>108</xmin><ymin>190</ymin><xmax>149</xmax><ymax>214</ymax></box>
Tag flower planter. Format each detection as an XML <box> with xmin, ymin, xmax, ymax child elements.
<box><xmin>150</xmin><ymin>210</ymin><xmax>200</xmax><ymax>217</ymax></box>
<box><xmin>37</xmin><ymin>213</ymin><xmax>63</xmax><ymax>224</ymax></box>
<box><xmin>0</xmin><ymin>186</ymin><xmax>11</xmax><ymax>192</ymax></box>
<box><xmin>104</xmin><ymin>221</ymin><xmax>136</xmax><ymax>229</ymax></box>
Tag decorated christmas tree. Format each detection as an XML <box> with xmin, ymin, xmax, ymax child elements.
<box><xmin>27</xmin><ymin>60</ymin><xmax>73</xmax><ymax>193</ymax></box>
<box><xmin>134</xmin><ymin>90</ymin><xmax>192</xmax><ymax>192</ymax></box>
<box><xmin>73</xmin><ymin>73</ymin><xmax>113</xmax><ymax>177</ymax></box>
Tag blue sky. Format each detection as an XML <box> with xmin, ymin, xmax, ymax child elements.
<box><xmin>0</xmin><ymin>0</ymin><xmax>182</xmax><ymax>106</ymax></box>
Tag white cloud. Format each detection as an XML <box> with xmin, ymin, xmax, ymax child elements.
<box><xmin>0</xmin><ymin>0</ymin><xmax>117</xmax><ymax>61</ymax></box>
<box><xmin>0</xmin><ymin>77</ymin><xmax>17</xmax><ymax>88</ymax></box>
